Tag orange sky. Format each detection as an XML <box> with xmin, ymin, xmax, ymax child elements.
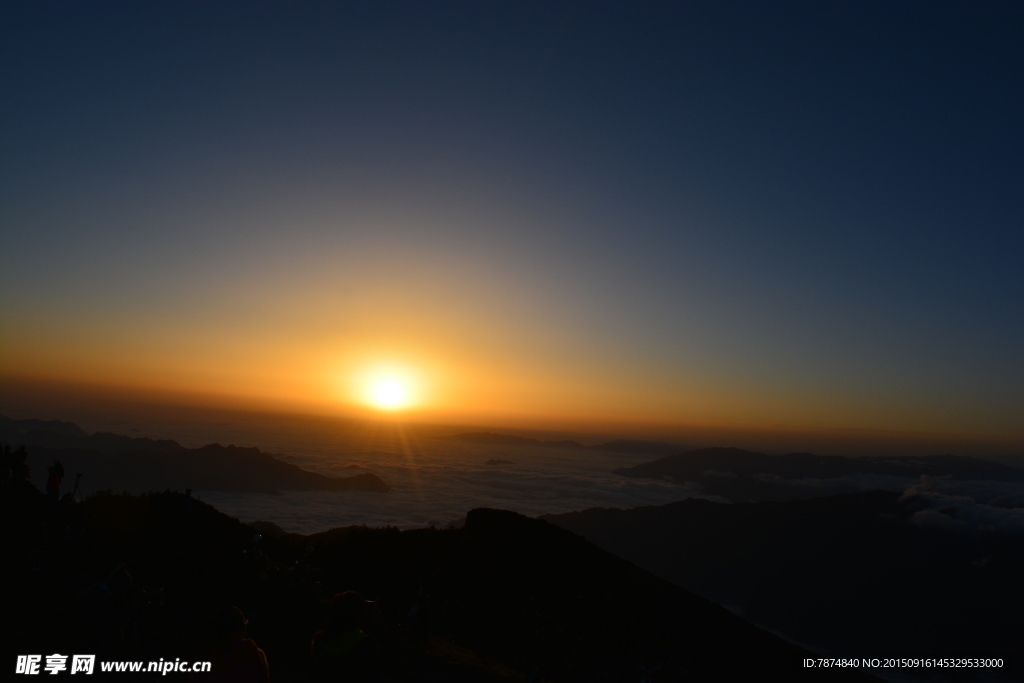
<box><xmin>4</xmin><ymin>308</ymin><xmax>1023</xmax><ymax>454</ymax></box>
<box><xmin>3</xmin><ymin>3</ymin><xmax>1022</xmax><ymax>450</ymax></box>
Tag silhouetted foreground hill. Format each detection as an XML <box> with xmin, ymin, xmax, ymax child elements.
<box><xmin>0</xmin><ymin>416</ymin><xmax>388</xmax><ymax>494</ymax></box>
<box><xmin>613</xmin><ymin>446</ymin><xmax>1024</xmax><ymax>503</ymax></box>
<box><xmin>2</xmin><ymin>481</ymin><xmax>875</xmax><ymax>681</ymax></box>
<box><xmin>546</xmin><ymin>491</ymin><xmax>1023</xmax><ymax>682</ymax></box>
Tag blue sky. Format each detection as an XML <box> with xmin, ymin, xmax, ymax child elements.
<box><xmin>2</xmin><ymin>1</ymin><xmax>1022</xmax><ymax>440</ymax></box>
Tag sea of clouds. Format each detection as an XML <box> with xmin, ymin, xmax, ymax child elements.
<box><xmin>98</xmin><ymin>412</ymin><xmax>705</xmax><ymax>533</ymax></box>
<box><xmin>197</xmin><ymin>461</ymin><xmax>698</xmax><ymax>533</ymax></box>
<box><xmin>71</xmin><ymin>410</ymin><xmax>1024</xmax><ymax>536</ymax></box>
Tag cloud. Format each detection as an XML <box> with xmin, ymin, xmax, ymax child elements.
<box><xmin>197</xmin><ymin>447</ymin><xmax>713</xmax><ymax>533</ymax></box>
<box><xmin>901</xmin><ymin>477</ymin><xmax>1024</xmax><ymax>538</ymax></box>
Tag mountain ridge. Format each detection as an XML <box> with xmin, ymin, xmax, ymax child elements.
<box><xmin>0</xmin><ymin>415</ymin><xmax>389</xmax><ymax>494</ymax></box>
<box><xmin>613</xmin><ymin>446</ymin><xmax>1024</xmax><ymax>503</ymax></box>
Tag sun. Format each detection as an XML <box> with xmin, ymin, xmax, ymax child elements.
<box><xmin>369</xmin><ymin>377</ymin><xmax>411</xmax><ymax>411</ymax></box>
<box><xmin>354</xmin><ymin>365</ymin><xmax>419</xmax><ymax>412</ymax></box>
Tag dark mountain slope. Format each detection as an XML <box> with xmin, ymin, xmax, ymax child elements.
<box><xmin>545</xmin><ymin>491</ymin><xmax>1024</xmax><ymax>681</ymax></box>
<box><xmin>3</xmin><ymin>482</ymin><xmax>874</xmax><ymax>681</ymax></box>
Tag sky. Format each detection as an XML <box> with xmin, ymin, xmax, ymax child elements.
<box><xmin>2</xmin><ymin>1</ymin><xmax>1022</xmax><ymax>444</ymax></box>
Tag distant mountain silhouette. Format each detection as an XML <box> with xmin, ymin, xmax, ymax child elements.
<box><xmin>3</xmin><ymin>481</ymin><xmax>876</xmax><ymax>681</ymax></box>
<box><xmin>444</xmin><ymin>431</ymin><xmax>685</xmax><ymax>456</ymax></box>
<box><xmin>545</xmin><ymin>491</ymin><xmax>1024</xmax><ymax>679</ymax></box>
<box><xmin>0</xmin><ymin>416</ymin><xmax>388</xmax><ymax>494</ymax></box>
<box><xmin>613</xmin><ymin>446</ymin><xmax>1024</xmax><ymax>502</ymax></box>
<box><xmin>444</xmin><ymin>432</ymin><xmax>588</xmax><ymax>449</ymax></box>
<box><xmin>1</xmin><ymin>417</ymin><xmax>89</xmax><ymax>438</ymax></box>
<box><xmin>588</xmin><ymin>439</ymin><xmax>684</xmax><ymax>456</ymax></box>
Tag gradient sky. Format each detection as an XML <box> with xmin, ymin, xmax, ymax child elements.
<box><xmin>2</xmin><ymin>1</ymin><xmax>1022</xmax><ymax>440</ymax></box>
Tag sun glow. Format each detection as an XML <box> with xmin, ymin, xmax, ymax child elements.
<box><xmin>354</xmin><ymin>364</ymin><xmax>420</xmax><ymax>412</ymax></box>
<box><xmin>370</xmin><ymin>377</ymin><xmax>410</xmax><ymax>410</ymax></box>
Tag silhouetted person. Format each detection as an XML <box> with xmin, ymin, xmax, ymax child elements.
<box><xmin>197</xmin><ymin>606</ymin><xmax>270</xmax><ymax>683</ymax></box>
<box><xmin>311</xmin><ymin>591</ymin><xmax>381</xmax><ymax>680</ymax></box>
<box><xmin>46</xmin><ymin>459</ymin><xmax>64</xmax><ymax>510</ymax></box>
